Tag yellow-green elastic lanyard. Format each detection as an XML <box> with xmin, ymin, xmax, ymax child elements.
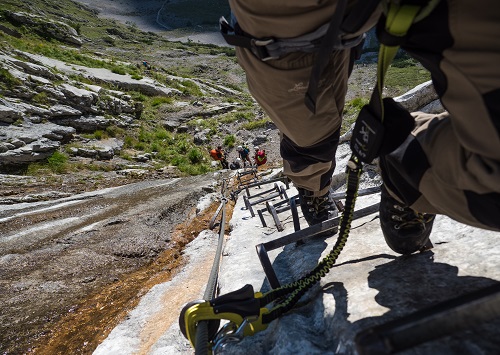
<box><xmin>375</xmin><ymin>3</ymin><xmax>421</xmax><ymax>121</ymax></box>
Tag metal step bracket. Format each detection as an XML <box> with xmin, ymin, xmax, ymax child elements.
<box><xmin>256</xmin><ymin>202</ymin><xmax>380</xmax><ymax>289</ymax></box>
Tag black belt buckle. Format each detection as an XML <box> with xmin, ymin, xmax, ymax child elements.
<box><xmin>250</xmin><ymin>38</ymin><xmax>277</xmax><ymax>61</ymax></box>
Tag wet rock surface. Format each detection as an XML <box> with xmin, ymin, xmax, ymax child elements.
<box><xmin>0</xmin><ymin>173</ymin><xmax>221</xmax><ymax>354</ymax></box>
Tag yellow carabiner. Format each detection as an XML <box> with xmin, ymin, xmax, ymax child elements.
<box><xmin>180</xmin><ymin>285</ymin><xmax>270</xmax><ymax>349</ymax></box>
<box><xmin>181</xmin><ymin>301</ymin><xmax>270</xmax><ymax>348</ymax></box>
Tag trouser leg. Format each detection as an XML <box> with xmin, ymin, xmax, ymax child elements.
<box><xmin>281</xmin><ymin>129</ymin><xmax>340</xmax><ymax>196</ymax></box>
<box><xmin>380</xmin><ymin>0</ymin><xmax>500</xmax><ymax>231</ymax></box>
<box><xmin>235</xmin><ymin>48</ymin><xmax>349</xmax><ymax>195</ymax></box>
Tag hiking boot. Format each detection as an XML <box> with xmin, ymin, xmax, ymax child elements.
<box><xmin>379</xmin><ymin>185</ymin><xmax>435</xmax><ymax>255</ymax></box>
<box><xmin>297</xmin><ymin>188</ymin><xmax>338</xmax><ymax>233</ymax></box>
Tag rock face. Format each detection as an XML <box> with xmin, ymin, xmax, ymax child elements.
<box><xmin>0</xmin><ymin>3</ymin><xmax>442</xmax><ymax>175</ymax></box>
<box><xmin>0</xmin><ymin>122</ymin><xmax>75</xmax><ymax>164</ymax></box>
<box><xmin>0</xmin><ymin>49</ymin><xmax>147</xmax><ymax>168</ymax></box>
<box><xmin>213</xmin><ymin>163</ymin><xmax>500</xmax><ymax>355</ymax></box>
<box><xmin>0</xmin><ymin>46</ymin><xmax>442</xmax><ymax>173</ymax></box>
<box><xmin>4</xmin><ymin>11</ymin><xmax>83</xmax><ymax>46</ymax></box>
<box><xmin>0</xmin><ymin>43</ymin><xmax>257</xmax><ymax>171</ymax></box>
<box><xmin>394</xmin><ymin>80</ymin><xmax>442</xmax><ymax>113</ymax></box>
<box><xmin>0</xmin><ymin>47</ymin><xmax>239</xmax><ymax>170</ymax></box>
<box><xmin>94</xmin><ymin>161</ymin><xmax>500</xmax><ymax>355</ymax></box>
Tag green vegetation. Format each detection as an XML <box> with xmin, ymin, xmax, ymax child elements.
<box><xmin>27</xmin><ymin>151</ymin><xmax>68</xmax><ymax>175</ymax></box>
<box><xmin>0</xmin><ymin>0</ymin><xmax>432</xmax><ymax>179</ymax></box>
<box><xmin>31</xmin><ymin>92</ymin><xmax>50</xmax><ymax>106</ymax></box>
<box><xmin>223</xmin><ymin>134</ymin><xmax>236</xmax><ymax>147</ymax></box>
<box><xmin>151</xmin><ymin>97</ymin><xmax>173</xmax><ymax>107</ymax></box>
<box><xmin>241</xmin><ymin>118</ymin><xmax>270</xmax><ymax>130</ymax></box>
<box><xmin>219</xmin><ymin>111</ymin><xmax>253</xmax><ymax>124</ymax></box>
<box><xmin>119</xmin><ymin>126</ymin><xmax>212</xmax><ymax>175</ymax></box>
<box><xmin>344</xmin><ymin>57</ymin><xmax>430</xmax><ymax>134</ymax></box>
<box><xmin>47</xmin><ymin>151</ymin><xmax>69</xmax><ymax>173</ymax></box>
<box><xmin>342</xmin><ymin>97</ymin><xmax>369</xmax><ymax>134</ymax></box>
<box><xmin>385</xmin><ymin>64</ymin><xmax>431</xmax><ymax>97</ymax></box>
<box><xmin>0</xmin><ymin>68</ymin><xmax>21</xmax><ymax>89</ymax></box>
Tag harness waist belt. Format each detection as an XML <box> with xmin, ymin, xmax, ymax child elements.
<box><xmin>219</xmin><ymin>17</ymin><xmax>364</xmax><ymax>61</ymax></box>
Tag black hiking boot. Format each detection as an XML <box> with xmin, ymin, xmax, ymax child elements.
<box><xmin>297</xmin><ymin>188</ymin><xmax>338</xmax><ymax>238</ymax></box>
<box><xmin>379</xmin><ymin>185</ymin><xmax>435</xmax><ymax>255</ymax></box>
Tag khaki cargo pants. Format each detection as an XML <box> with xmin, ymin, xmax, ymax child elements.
<box><xmin>231</xmin><ymin>0</ymin><xmax>500</xmax><ymax>232</ymax></box>
<box><xmin>229</xmin><ymin>0</ymin><xmax>369</xmax><ymax>197</ymax></box>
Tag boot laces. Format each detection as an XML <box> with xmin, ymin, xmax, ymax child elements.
<box><xmin>390</xmin><ymin>202</ymin><xmax>434</xmax><ymax>230</ymax></box>
<box><xmin>305</xmin><ymin>195</ymin><xmax>332</xmax><ymax>215</ymax></box>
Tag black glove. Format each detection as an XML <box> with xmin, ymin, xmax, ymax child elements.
<box><xmin>350</xmin><ymin>97</ymin><xmax>415</xmax><ymax>163</ymax></box>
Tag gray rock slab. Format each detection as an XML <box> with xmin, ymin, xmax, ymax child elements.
<box><xmin>95</xmin><ymin>144</ymin><xmax>500</xmax><ymax>354</ymax></box>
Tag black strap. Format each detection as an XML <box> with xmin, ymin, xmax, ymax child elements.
<box><xmin>341</xmin><ymin>0</ymin><xmax>382</xmax><ymax>34</ymax></box>
<box><xmin>304</xmin><ymin>0</ymin><xmax>348</xmax><ymax>114</ymax></box>
<box><xmin>220</xmin><ymin>18</ymin><xmax>277</xmax><ymax>61</ymax></box>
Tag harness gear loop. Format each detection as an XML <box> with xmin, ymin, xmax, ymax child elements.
<box><xmin>219</xmin><ymin>13</ymin><xmax>364</xmax><ymax>64</ymax></box>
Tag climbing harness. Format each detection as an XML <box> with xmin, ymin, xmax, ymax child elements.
<box><xmin>181</xmin><ymin>1</ymin><xmax>440</xmax><ymax>353</ymax></box>
<box><xmin>219</xmin><ymin>0</ymin><xmax>364</xmax><ymax>63</ymax></box>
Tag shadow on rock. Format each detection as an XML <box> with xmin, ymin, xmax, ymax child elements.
<box><xmin>325</xmin><ymin>251</ymin><xmax>500</xmax><ymax>354</ymax></box>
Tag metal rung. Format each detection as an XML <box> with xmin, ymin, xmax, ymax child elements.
<box><xmin>237</xmin><ymin>168</ymin><xmax>258</xmax><ymax>188</ymax></box>
<box><xmin>290</xmin><ymin>196</ymin><xmax>300</xmax><ymax>232</ymax></box>
<box><xmin>256</xmin><ymin>195</ymin><xmax>295</xmax><ymax>229</ymax></box>
<box><xmin>231</xmin><ymin>176</ymin><xmax>290</xmax><ymax>197</ymax></box>
<box><xmin>243</xmin><ymin>186</ymin><xmax>288</xmax><ymax>217</ymax></box>
<box><xmin>288</xmin><ymin>186</ymin><xmax>381</xmax><ymax>232</ymax></box>
<box><xmin>246</xmin><ymin>183</ymin><xmax>280</xmax><ymax>200</ymax></box>
<box><xmin>256</xmin><ymin>203</ymin><xmax>380</xmax><ymax>289</ymax></box>
<box><xmin>244</xmin><ymin>177</ymin><xmax>290</xmax><ymax>196</ymax></box>
<box><xmin>257</xmin><ymin>208</ymin><xmax>267</xmax><ymax>227</ymax></box>
<box><xmin>331</xmin><ymin>185</ymin><xmax>381</xmax><ymax>199</ymax></box>
<box><xmin>266</xmin><ymin>201</ymin><xmax>284</xmax><ymax>232</ymax></box>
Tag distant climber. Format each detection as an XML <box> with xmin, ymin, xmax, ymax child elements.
<box><xmin>254</xmin><ymin>146</ymin><xmax>267</xmax><ymax>166</ymax></box>
<box><xmin>236</xmin><ymin>145</ymin><xmax>252</xmax><ymax>166</ymax></box>
<box><xmin>209</xmin><ymin>146</ymin><xmax>229</xmax><ymax>169</ymax></box>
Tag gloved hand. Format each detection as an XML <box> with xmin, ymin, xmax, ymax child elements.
<box><xmin>350</xmin><ymin>97</ymin><xmax>415</xmax><ymax>163</ymax></box>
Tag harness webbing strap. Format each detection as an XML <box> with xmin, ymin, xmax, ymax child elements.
<box><xmin>220</xmin><ymin>16</ymin><xmax>363</xmax><ymax>62</ymax></box>
<box><xmin>304</xmin><ymin>0</ymin><xmax>348</xmax><ymax>114</ymax></box>
<box><xmin>220</xmin><ymin>19</ymin><xmax>325</xmax><ymax>61</ymax></box>
<box><xmin>341</xmin><ymin>0</ymin><xmax>381</xmax><ymax>34</ymax></box>
<box><xmin>370</xmin><ymin>4</ymin><xmax>421</xmax><ymax>120</ymax></box>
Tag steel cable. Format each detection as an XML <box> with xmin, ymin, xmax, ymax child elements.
<box><xmin>195</xmin><ymin>178</ymin><xmax>230</xmax><ymax>354</ymax></box>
